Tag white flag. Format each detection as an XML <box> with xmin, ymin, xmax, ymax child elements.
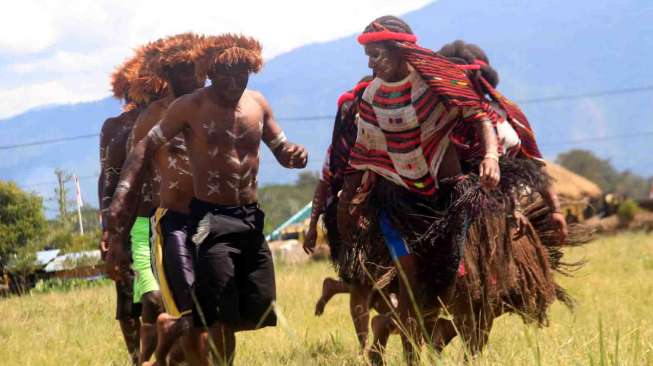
<box><xmin>74</xmin><ymin>175</ymin><xmax>84</xmax><ymax>208</ymax></box>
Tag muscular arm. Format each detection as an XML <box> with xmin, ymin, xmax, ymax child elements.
<box><xmin>107</xmin><ymin>99</ymin><xmax>189</xmax><ymax>235</ymax></box>
<box><xmin>108</xmin><ymin>106</ymin><xmax>162</xmax><ymax>234</ymax></box>
<box><xmin>254</xmin><ymin>92</ymin><xmax>308</xmax><ymax>169</ymax></box>
<box><xmin>98</xmin><ymin>120</ymin><xmax>115</xmax><ymax>231</ymax></box>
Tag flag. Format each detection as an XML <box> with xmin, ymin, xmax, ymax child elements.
<box><xmin>74</xmin><ymin>175</ymin><xmax>84</xmax><ymax>208</ymax></box>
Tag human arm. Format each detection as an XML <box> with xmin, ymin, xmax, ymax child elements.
<box><xmin>540</xmin><ymin>184</ymin><xmax>568</xmax><ymax>242</ymax></box>
<box><xmin>463</xmin><ymin>107</ymin><xmax>500</xmax><ymax>189</ymax></box>
<box><xmin>338</xmin><ymin>172</ymin><xmax>364</xmax><ymax>244</ymax></box>
<box><xmin>98</xmin><ymin>120</ymin><xmax>118</xmax><ymax>260</ymax></box>
<box><xmin>105</xmin><ymin>101</ymin><xmax>188</xmax><ymax>280</ymax></box>
<box><xmin>303</xmin><ymin>179</ymin><xmax>328</xmax><ymax>254</ymax></box>
<box><xmin>255</xmin><ymin>92</ymin><xmax>307</xmax><ymax>169</ymax></box>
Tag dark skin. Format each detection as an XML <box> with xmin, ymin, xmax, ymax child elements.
<box><xmin>303</xmin><ymin>177</ymin><xmax>328</xmax><ymax>255</ymax></box>
<box><xmin>97</xmin><ymin>107</ymin><xmax>143</xmax><ymax>366</ymax></box>
<box><xmin>107</xmin><ymin>62</ymin><xmax>307</xmax><ymax>365</ymax></box>
<box><xmin>98</xmin><ymin>107</ymin><xmax>142</xmax><ymax>258</ymax></box>
<box><xmin>116</xmin><ymin>63</ymin><xmax>204</xmax><ymax>225</ymax></box>
<box><xmin>125</xmin><ymin>62</ymin><xmax>205</xmax><ymax>366</ymax></box>
<box><xmin>339</xmin><ymin>42</ymin><xmax>501</xmax><ymax>365</ymax></box>
<box><xmin>514</xmin><ymin>186</ymin><xmax>568</xmax><ymax>241</ymax></box>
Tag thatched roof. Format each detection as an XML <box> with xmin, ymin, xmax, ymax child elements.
<box><xmin>544</xmin><ymin>161</ymin><xmax>603</xmax><ymax>200</ymax></box>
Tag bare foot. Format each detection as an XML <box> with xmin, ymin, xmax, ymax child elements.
<box><xmin>154</xmin><ymin>313</ymin><xmax>191</xmax><ymax>366</ymax></box>
<box><xmin>315</xmin><ymin>277</ymin><xmax>348</xmax><ymax>316</ymax></box>
<box><xmin>167</xmin><ymin>340</ymin><xmax>185</xmax><ymax>366</ymax></box>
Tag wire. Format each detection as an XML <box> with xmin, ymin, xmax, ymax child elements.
<box><xmin>1</xmin><ymin>84</ymin><xmax>652</xmax><ymax>151</ymax></box>
<box><xmin>0</xmin><ymin>133</ymin><xmax>99</xmax><ymax>150</ymax></box>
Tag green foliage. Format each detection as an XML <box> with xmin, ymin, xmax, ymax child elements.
<box><xmin>259</xmin><ymin>171</ymin><xmax>319</xmax><ymax>234</ymax></box>
<box><xmin>617</xmin><ymin>199</ymin><xmax>639</xmax><ymax>224</ymax></box>
<box><xmin>31</xmin><ymin>277</ymin><xmax>110</xmax><ymax>294</ymax></box>
<box><xmin>0</xmin><ymin>180</ymin><xmax>47</xmax><ymax>268</ymax></box>
<box><xmin>557</xmin><ymin>149</ymin><xmax>651</xmax><ymax>198</ymax></box>
<box><xmin>44</xmin><ymin>223</ymin><xmax>100</xmax><ymax>254</ymax></box>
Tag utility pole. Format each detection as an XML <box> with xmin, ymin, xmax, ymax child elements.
<box><xmin>54</xmin><ymin>169</ymin><xmax>71</xmax><ymax>223</ymax></box>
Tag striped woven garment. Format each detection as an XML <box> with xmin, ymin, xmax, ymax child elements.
<box><xmin>349</xmin><ymin>68</ymin><xmax>498</xmax><ymax>196</ymax></box>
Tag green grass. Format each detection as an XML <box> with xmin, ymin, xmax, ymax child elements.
<box><xmin>1</xmin><ymin>232</ymin><xmax>652</xmax><ymax>365</ymax></box>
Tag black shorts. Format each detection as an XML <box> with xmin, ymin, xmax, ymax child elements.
<box><xmin>189</xmin><ymin>199</ymin><xmax>277</xmax><ymax>329</ymax></box>
<box><xmin>158</xmin><ymin>209</ymin><xmax>195</xmax><ymax>316</ymax></box>
<box><xmin>115</xmin><ymin>272</ymin><xmax>142</xmax><ymax>320</ymax></box>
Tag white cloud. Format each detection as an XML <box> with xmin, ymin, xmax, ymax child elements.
<box><xmin>0</xmin><ymin>0</ymin><xmax>433</xmax><ymax>119</ymax></box>
<box><xmin>0</xmin><ymin>80</ymin><xmax>106</xmax><ymax>119</ymax></box>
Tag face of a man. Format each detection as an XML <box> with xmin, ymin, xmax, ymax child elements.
<box><xmin>209</xmin><ymin>63</ymin><xmax>250</xmax><ymax>104</ymax></box>
<box><xmin>166</xmin><ymin>62</ymin><xmax>204</xmax><ymax>96</ymax></box>
<box><xmin>364</xmin><ymin>43</ymin><xmax>403</xmax><ymax>82</ymax></box>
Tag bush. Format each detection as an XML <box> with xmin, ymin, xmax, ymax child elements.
<box><xmin>617</xmin><ymin>199</ymin><xmax>639</xmax><ymax>224</ymax></box>
<box><xmin>32</xmin><ymin>277</ymin><xmax>111</xmax><ymax>294</ymax></box>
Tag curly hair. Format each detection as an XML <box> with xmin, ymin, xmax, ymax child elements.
<box><xmin>438</xmin><ymin>40</ymin><xmax>499</xmax><ymax>89</ymax></box>
<box><xmin>199</xmin><ymin>33</ymin><xmax>263</xmax><ymax>75</ymax></box>
<box><xmin>362</xmin><ymin>15</ymin><xmax>413</xmax><ymax>35</ymax></box>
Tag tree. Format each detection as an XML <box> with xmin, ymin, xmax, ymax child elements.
<box><xmin>259</xmin><ymin>171</ymin><xmax>320</xmax><ymax>234</ymax></box>
<box><xmin>556</xmin><ymin>150</ymin><xmax>619</xmax><ymax>191</ymax></box>
<box><xmin>54</xmin><ymin>169</ymin><xmax>72</xmax><ymax>224</ymax></box>
<box><xmin>0</xmin><ymin>181</ymin><xmax>47</xmax><ymax>269</ymax></box>
<box><xmin>556</xmin><ymin>149</ymin><xmax>651</xmax><ymax>198</ymax></box>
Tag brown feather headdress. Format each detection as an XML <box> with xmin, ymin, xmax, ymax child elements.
<box><xmin>110</xmin><ymin>41</ymin><xmax>167</xmax><ymax>109</ymax></box>
<box><xmin>142</xmin><ymin>32</ymin><xmax>205</xmax><ymax>79</ymax></box>
<box><xmin>110</xmin><ymin>54</ymin><xmax>141</xmax><ymax>101</ymax></box>
<box><xmin>200</xmin><ymin>34</ymin><xmax>263</xmax><ymax>75</ymax></box>
<box><xmin>125</xmin><ymin>39</ymin><xmax>170</xmax><ymax>106</ymax></box>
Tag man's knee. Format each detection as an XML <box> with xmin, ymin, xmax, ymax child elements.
<box><xmin>140</xmin><ymin>291</ymin><xmax>163</xmax><ymax>323</ymax></box>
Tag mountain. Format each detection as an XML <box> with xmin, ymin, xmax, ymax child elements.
<box><xmin>2</xmin><ymin>0</ymin><xmax>652</xmax><ymax>212</ymax></box>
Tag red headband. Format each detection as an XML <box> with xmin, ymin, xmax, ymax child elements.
<box><xmin>357</xmin><ymin>30</ymin><xmax>417</xmax><ymax>45</ymax></box>
<box><xmin>337</xmin><ymin>81</ymin><xmax>372</xmax><ymax>107</ymax></box>
<box><xmin>352</xmin><ymin>81</ymin><xmax>371</xmax><ymax>95</ymax></box>
<box><xmin>455</xmin><ymin>59</ymin><xmax>489</xmax><ymax>70</ymax></box>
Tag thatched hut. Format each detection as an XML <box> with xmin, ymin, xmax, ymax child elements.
<box><xmin>544</xmin><ymin>161</ymin><xmax>603</xmax><ymax>221</ymax></box>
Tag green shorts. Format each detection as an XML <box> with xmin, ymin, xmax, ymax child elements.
<box><xmin>131</xmin><ymin>216</ymin><xmax>159</xmax><ymax>303</ymax></box>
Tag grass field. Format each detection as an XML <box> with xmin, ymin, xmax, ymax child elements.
<box><xmin>1</xmin><ymin>232</ymin><xmax>652</xmax><ymax>365</ymax></box>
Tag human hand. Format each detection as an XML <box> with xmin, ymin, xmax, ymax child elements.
<box><xmin>479</xmin><ymin>156</ymin><xmax>500</xmax><ymax>189</ymax></box>
<box><xmin>550</xmin><ymin>212</ymin><xmax>568</xmax><ymax>243</ymax></box>
<box><xmin>277</xmin><ymin>143</ymin><xmax>308</xmax><ymax>169</ymax></box>
<box><xmin>105</xmin><ymin>236</ymin><xmax>130</xmax><ymax>282</ymax></box>
<box><xmin>99</xmin><ymin>230</ymin><xmax>109</xmax><ymax>261</ymax></box>
<box><xmin>303</xmin><ymin>225</ymin><xmax>318</xmax><ymax>255</ymax></box>
<box><xmin>513</xmin><ymin>211</ymin><xmax>530</xmax><ymax>239</ymax></box>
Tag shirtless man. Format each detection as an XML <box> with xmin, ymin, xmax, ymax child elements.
<box><xmin>107</xmin><ymin>34</ymin><xmax>307</xmax><ymax>365</ymax></box>
<box><xmin>126</xmin><ymin>33</ymin><xmax>206</xmax><ymax>365</ymax></box>
<box><xmin>99</xmin><ymin>50</ymin><xmax>165</xmax><ymax>365</ymax></box>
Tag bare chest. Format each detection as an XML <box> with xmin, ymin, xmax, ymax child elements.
<box><xmin>188</xmin><ymin>101</ymin><xmax>264</xmax><ymax>151</ymax></box>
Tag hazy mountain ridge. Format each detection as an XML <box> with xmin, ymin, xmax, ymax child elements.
<box><xmin>2</xmin><ymin>0</ymin><xmax>651</xmax><ymax>210</ymax></box>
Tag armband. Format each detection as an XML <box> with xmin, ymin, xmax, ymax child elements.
<box><xmin>268</xmin><ymin>132</ymin><xmax>287</xmax><ymax>150</ymax></box>
<box><xmin>484</xmin><ymin>152</ymin><xmax>499</xmax><ymax>162</ymax></box>
<box><xmin>147</xmin><ymin>125</ymin><xmax>165</xmax><ymax>145</ymax></box>
<box><xmin>115</xmin><ymin>181</ymin><xmax>131</xmax><ymax>194</ymax></box>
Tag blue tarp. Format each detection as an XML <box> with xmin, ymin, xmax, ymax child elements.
<box><xmin>266</xmin><ymin>202</ymin><xmax>312</xmax><ymax>241</ymax></box>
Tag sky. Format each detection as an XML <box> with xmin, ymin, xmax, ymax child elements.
<box><xmin>0</xmin><ymin>0</ymin><xmax>432</xmax><ymax>120</ymax></box>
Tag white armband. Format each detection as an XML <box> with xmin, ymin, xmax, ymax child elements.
<box><xmin>268</xmin><ymin>132</ymin><xmax>287</xmax><ymax>150</ymax></box>
<box><xmin>147</xmin><ymin>125</ymin><xmax>165</xmax><ymax>145</ymax></box>
<box><xmin>115</xmin><ymin>180</ymin><xmax>131</xmax><ymax>194</ymax></box>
